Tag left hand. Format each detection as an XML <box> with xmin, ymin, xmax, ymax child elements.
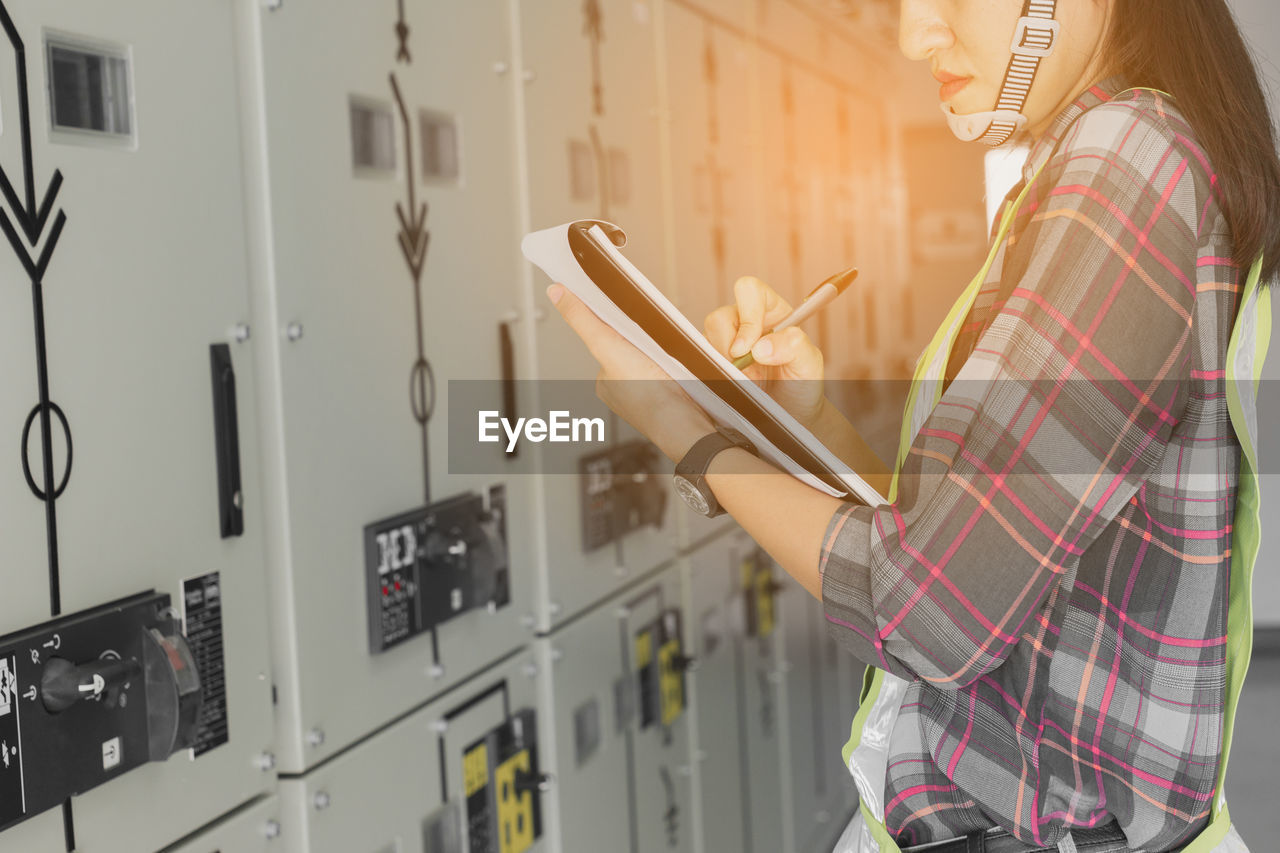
<box><xmin>546</xmin><ymin>284</ymin><xmax>714</xmax><ymax>463</ymax></box>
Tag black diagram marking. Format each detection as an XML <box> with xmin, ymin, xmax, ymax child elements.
<box><xmin>21</xmin><ymin>402</ymin><xmax>72</xmax><ymax>500</ymax></box>
<box><xmin>395</xmin><ymin>0</ymin><xmax>411</xmax><ymax>62</ymax></box>
<box><xmin>388</xmin><ymin>7</ymin><xmax>434</xmax><ymax>507</ymax></box>
<box><xmin>0</xmin><ymin>5</ymin><xmax>76</xmax><ymax>846</ymax></box>
<box><xmin>659</xmin><ymin>765</ymin><xmax>679</xmax><ymax>848</ymax></box>
<box><xmin>584</xmin><ymin>0</ymin><xmax>605</xmax><ymax>117</ymax></box>
<box><xmin>588</xmin><ymin>124</ymin><xmax>611</xmax><ymax>221</ymax></box>
<box><xmin>0</xmin><ymin>3</ymin><xmax>71</xmax><ymax>620</ymax></box>
<box><xmin>387</xmin><ymin>2</ymin><xmax>440</xmax><ymax>665</ymax></box>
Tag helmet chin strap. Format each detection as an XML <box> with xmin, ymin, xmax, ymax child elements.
<box><xmin>943</xmin><ymin>0</ymin><xmax>1060</xmax><ymax>146</ymax></box>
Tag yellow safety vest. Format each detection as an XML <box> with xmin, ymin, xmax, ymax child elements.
<box><xmin>841</xmin><ymin>114</ymin><xmax>1272</xmax><ymax>853</ymax></box>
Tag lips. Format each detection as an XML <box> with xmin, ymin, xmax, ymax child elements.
<box><xmin>934</xmin><ymin>70</ymin><xmax>972</xmax><ymax>101</ymax></box>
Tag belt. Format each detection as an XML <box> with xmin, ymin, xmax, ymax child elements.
<box><xmin>901</xmin><ymin>822</ymin><xmax>1129</xmax><ymax>853</ymax></box>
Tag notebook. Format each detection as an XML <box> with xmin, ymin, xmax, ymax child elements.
<box><xmin>522</xmin><ymin>219</ymin><xmax>883</xmax><ymax>506</ymax></box>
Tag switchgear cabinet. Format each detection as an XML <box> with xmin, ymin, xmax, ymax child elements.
<box><xmin>235</xmin><ymin>0</ymin><xmax>535</xmax><ymax>773</ymax></box>
<box><xmin>0</xmin><ymin>2</ymin><xmax>276</xmax><ymax>851</ymax></box>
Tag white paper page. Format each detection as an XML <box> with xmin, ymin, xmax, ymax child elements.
<box><xmin>522</xmin><ymin>221</ymin><xmax>885</xmax><ymax>507</ymax></box>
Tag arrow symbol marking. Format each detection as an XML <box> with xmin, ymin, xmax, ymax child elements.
<box><xmin>0</xmin><ymin>6</ymin><xmax>66</xmax><ymax>264</ymax></box>
<box><xmin>389</xmin><ymin>73</ymin><xmax>430</xmax><ymax>286</ymax></box>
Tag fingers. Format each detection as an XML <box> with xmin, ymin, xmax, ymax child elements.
<box><xmin>750</xmin><ymin>326</ymin><xmax>823</xmax><ymax>381</ymax></box>
<box><xmin>729</xmin><ymin>277</ymin><xmax>792</xmax><ymax>358</ymax></box>
<box><xmin>547</xmin><ymin>283</ymin><xmax>618</xmax><ymax>365</ymax></box>
<box><xmin>704</xmin><ymin>305</ymin><xmax>739</xmax><ymax>355</ymax></box>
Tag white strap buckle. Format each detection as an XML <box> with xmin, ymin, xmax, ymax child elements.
<box><xmin>1011</xmin><ymin>15</ymin><xmax>1059</xmax><ymax>58</ymax></box>
<box><xmin>940</xmin><ymin>104</ymin><xmax>1028</xmax><ymax>143</ymax></box>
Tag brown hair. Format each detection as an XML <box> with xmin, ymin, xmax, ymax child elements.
<box><xmin>1103</xmin><ymin>0</ymin><xmax>1280</xmax><ymax>282</ymax></box>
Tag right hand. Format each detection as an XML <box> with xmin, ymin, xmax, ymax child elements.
<box><xmin>705</xmin><ymin>276</ymin><xmax>827</xmax><ymax>426</ymax></box>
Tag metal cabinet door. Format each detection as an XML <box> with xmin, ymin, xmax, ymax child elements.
<box><xmin>515</xmin><ymin>0</ymin><xmax>678</xmax><ymax>628</ymax></box>
<box><xmin>241</xmin><ymin>0</ymin><xmax>534</xmax><ymax>772</ymax></box>
<box><xmin>279</xmin><ymin>651</ymin><xmax>545</xmax><ymax>853</ymax></box>
<box><xmin>0</xmin><ymin>2</ymin><xmax>275</xmax><ymax>850</ymax></box>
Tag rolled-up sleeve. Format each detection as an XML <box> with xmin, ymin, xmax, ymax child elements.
<box><xmin>821</xmin><ymin>102</ymin><xmax>1208</xmax><ymax>689</ymax></box>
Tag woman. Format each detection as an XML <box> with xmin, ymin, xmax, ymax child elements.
<box><xmin>547</xmin><ymin>1</ymin><xmax>1277</xmax><ymax>851</ymax></box>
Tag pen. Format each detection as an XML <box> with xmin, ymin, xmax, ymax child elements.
<box><xmin>731</xmin><ymin>266</ymin><xmax>859</xmax><ymax>370</ymax></box>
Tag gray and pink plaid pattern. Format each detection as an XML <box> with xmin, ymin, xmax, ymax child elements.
<box><xmin>821</xmin><ymin>80</ymin><xmax>1247</xmax><ymax>852</ymax></box>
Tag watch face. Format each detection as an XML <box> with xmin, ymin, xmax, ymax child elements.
<box><xmin>672</xmin><ymin>475</ymin><xmax>711</xmax><ymax>516</ymax></box>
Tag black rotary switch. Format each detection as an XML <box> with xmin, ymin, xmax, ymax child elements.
<box><xmin>514</xmin><ymin>768</ymin><xmax>553</xmax><ymax>795</ymax></box>
<box><xmin>40</xmin><ymin>656</ymin><xmax>142</xmax><ymax>713</ymax></box>
<box><xmin>670</xmin><ymin>653</ymin><xmax>697</xmax><ymax>674</ymax></box>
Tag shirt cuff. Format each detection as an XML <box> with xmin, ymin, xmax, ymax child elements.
<box><xmin>820</xmin><ymin>501</ymin><xmax>890</xmax><ymax>672</ymax></box>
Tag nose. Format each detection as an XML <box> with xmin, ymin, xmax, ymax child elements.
<box><xmin>899</xmin><ymin>0</ymin><xmax>954</xmax><ymax>61</ymax></box>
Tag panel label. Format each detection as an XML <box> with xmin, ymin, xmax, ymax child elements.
<box><xmin>464</xmin><ymin>740</ymin><xmax>493</xmax><ymax>851</ymax></box>
<box><xmin>0</xmin><ymin>652</ymin><xmax>25</xmax><ymax>825</ymax></box>
<box><xmin>182</xmin><ymin>572</ymin><xmax>230</xmax><ymax>757</ymax></box>
<box><xmin>464</xmin><ymin>742</ymin><xmax>490</xmax><ymax>799</ymax></box>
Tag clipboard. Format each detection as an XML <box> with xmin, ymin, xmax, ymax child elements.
<box><xmin>522</xmin><ymin>219</ymin><xmax>883</xmax><ymax>507</ymax></box>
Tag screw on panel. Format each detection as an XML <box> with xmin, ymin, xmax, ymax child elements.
<box><xmin>613</xmin><ymin>564</ymin><xmax>628</xmax><ymax>578</ymax></box>
<box><xmin>548</xmin><ymin>601</ymin><xmax>563</xmax><ymax>618</ymax></box>
<box><xmin>261</xmin><ymin>819</ymin><xmax>282</xmax><ymax>840</ymax></box>
<box><xmin>676</xmin><ymin>764</ymin><xmax>694</xmax><ymax>777</ymax></box>
<box><xmin>429</xmin><ymin>719</ymin><xmax>449</xmax><ymax>734</ymax></box>
<box><xmin>262</xmin><ymin>0</ymin><xmax>283</xmax><ymax>8</ymax></box>
<box><xmin>426</xmin><ymin>663</ymin><xmax>446</xmax><ymax>680</ymax></box>
<box><xmin>313</xmin><ymin>791</ymin><xmax>331</xmax><ymax>812</ymax></box>
<box><xmin>285</xmin><ymin>322</ymin><xmax>304</xmax><ymax>342</ymax></box>
<box><xmin>522</xmin><ymin>69</ymin><xmax>536</xmax><ymax>83</ymax></box>
<box><xmin>615</xmin><ymin>606</ymin><xmax>631</xmax><ymax>620</ymax></box>
<box><xmin>549</xmin><ymin>646</ymin><xmax>564</xmax><ymax>663</ymax></box>
<box><xmin>493</xmin><ymin>61</ymin><xmax>510</xmax><ymax>75</ymax></box>
<box><xmin>519</xmin><ymin>613</ymin><xmax>537</xmax><ymax>631</ymax></box>
<box><xmin>253</xmin><ymin>751</ymin><xmax>277</xmax><ymax>771</ymax></box>
<box><xmin>305</xmin><ymin>728</ymin><xmax>325</xmax><ymax>748</ymax></box>
<box><xmin>231</xmin><ymin>323</ymin><xmax>251</xmax><ymax>343</ymax></box>
<box><xmin>487</xmin><ymin>600</ymin><xmax>498</xmax><ymax>615</ymax></box>
<box><xmin>521</xmin><ymin>662</ymin><xmax>538</xmax><ymax>679</ymax></box>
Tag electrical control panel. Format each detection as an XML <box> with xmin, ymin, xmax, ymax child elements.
<box><xmin>277</xmin><ymin>651</ymin><xmax>547</xmax><ymax>853</ymax></box>
<box><xmin>536</xmin><ymin>565</ymin><xmax>695</xmax><ymax>853</ymax></box>
<box><xmin>462</xmin><ymin>708</ymin><xmax>545</xmax><ymax>853</ymax></box>
<box><xmin>364</xmin><ymin>488</ymin><xmax>511</xmax><ymax>654</ymax></box>
<box><xmin>633</xmin><ymin>609</ymin><xmax>690</xmax><ymax>730</ymax></box>
<box><xmin>241</xmin><ymin>0</ymin><xmax>536</xmax><ymax>771</ymax></box>
<box><xmin>0</xmin><ymin>593</ymin><xmax>203</xmax><ymax>833</ymax></box>
<box><xmin>685</xmin><ymin>529</ymin><xmax>791</xmax><ymax>853</ymax></box>
<box><xmin>579</xmin><ymin>440</ymin><xmax>668</xmax><ymax>552</ymax></box>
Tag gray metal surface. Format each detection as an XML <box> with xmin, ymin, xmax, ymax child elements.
<box><xmin>514</xmin><ymin>0</ymin><xmax>679</xmax><ymax>629</ymax></box>
<box><xmin>160</xmin><ymin>796</ymin><xmax>283</xmax><ymax>853</ymax></box>
<box><xmin>684</xmin><ymin>528</ymin><xmax>791</xmax><ymax>853</ymax></box>
<box><xmin>236</xmin><ymin>0</ymin><xmax>534</xmax><ymax>773</ymax></box>
<box><xmin>0</xmin><ymin>2</ymin><xmax>276</xmax><ymax>850</ymax></box>
<box><xmin>278</xmin><ymin>650</ymin><xmax>545</xmax><ymax>853</ymax></box>
<box><xmin>536</xmin><ymin>564</ymin><xmax>695</xmax><ymax>853</ymax></box>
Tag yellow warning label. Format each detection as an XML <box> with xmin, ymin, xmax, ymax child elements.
<box><xmin>463</xmin><ymin>742</ymin><xmax>489</xmax><ymax>799</ymax></box>
<box><xmin>658</xmin><ymin>638</ymin><xmax>685</xmax><ymax>726</ymax></box>
<box><xmin>634</xmin><ymin>630</ymin><xmax>652</xmax><ymax>669</ymax></box>
<box><xmin>495</xmin><ymin>749</ymin><xmax>535</xmax><ymax>853</ymax></box>
<box><xmin>756</xmin><ymin>569</ymin><xmax>776</xmax><ymax>638</ymax></box>
<box><xmin>740</xmin><ymin>555</ymin><xmax>755</xmax><ymax>591</ymax></box>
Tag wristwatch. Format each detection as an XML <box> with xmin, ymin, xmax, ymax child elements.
<box><xmin>672</xmin><ymin>427</ymin><xmax>757</xmax><ymax>517</ymax></box>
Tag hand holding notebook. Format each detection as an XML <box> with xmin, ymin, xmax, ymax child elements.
<box><xmin>522</xmin><ymin>220</ymin><xmax>884</xmax><ymax>507</ymax></box>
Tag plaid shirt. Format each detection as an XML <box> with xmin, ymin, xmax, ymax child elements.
<box><xmin>821</xmin><ymin>79</ymin><xmax>1245</xmax><ymax>851</ymax></box>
